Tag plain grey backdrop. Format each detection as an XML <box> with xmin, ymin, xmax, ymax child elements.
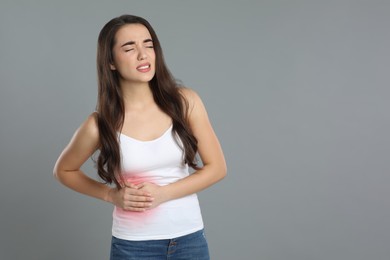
<box><xmin>1</xmin><ymin>0</ymin><xmax>389</xmax><ymax>259</ymax></box>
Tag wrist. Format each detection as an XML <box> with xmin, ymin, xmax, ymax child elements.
<box><xmin>104</xmin><ymin>187</ymin><xmax>115</xmax><ymax>204</ymax></box>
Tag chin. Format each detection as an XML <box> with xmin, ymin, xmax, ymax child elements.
<box><xmin>143</xmin><ymin>72</ymin><xmax>156</xmax><ymax>82</ymax></box>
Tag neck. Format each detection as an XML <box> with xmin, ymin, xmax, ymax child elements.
<box><xmin>120</xmin><ymin>80</ymin><xmax>155</xmax><ymax>110</ymax></box>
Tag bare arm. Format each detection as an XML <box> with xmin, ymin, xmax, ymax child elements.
<box><xmin>53</xmin><ymin>113</ymin><xmax>153</xmax><ymax>211</ymax></box>
<box><xmin>138</xmin><ymin>88</ymin><xmax>227</xmax><ymax>207</ymax></box>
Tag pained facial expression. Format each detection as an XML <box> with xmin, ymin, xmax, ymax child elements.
<box><xmin>110</xmin><ymin>24</ymin><xmax>156</xmax><ymax>84</ymax></box>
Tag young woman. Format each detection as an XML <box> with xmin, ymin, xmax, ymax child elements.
<box><xmin>53</xmin><ymin>14</ymin><xmax>226</xmax><ymax>259</ymax></box>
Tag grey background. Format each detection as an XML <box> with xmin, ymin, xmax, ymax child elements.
<box><xmin>1</xmin><ymin>0</ymin><xmax>389</xmax><ymax>259</ymax></box>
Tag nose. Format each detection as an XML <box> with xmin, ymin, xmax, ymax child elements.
<box><xmin>137</xmin><ymin>49</ymin><xmax>147</xmax><ymax>61</ymax></box>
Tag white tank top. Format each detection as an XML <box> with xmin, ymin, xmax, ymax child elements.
<box><xmin>112</xmin><ymin>125</ymin><xmax>204</xmax><ymax>241</ymax></box>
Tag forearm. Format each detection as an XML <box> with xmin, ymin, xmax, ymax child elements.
<box><xmin>55</xmin><ymin>170</ymin><xmax>112</xmax><ymax>202</ymax></box>
<box><xmin>162</xmin><ymin>165</ymin><xmax>226</xmax><ymax>202</ymax></box>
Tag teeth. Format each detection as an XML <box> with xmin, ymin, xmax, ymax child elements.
<box><xmin>138</xmin><ymin>65</ymin><xmax>149</xmax><ymax>69</ymax></box>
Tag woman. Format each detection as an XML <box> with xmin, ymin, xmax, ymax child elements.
<box><xmin>54</xmin><ymin>14</ymin><xmax>226</xmax><ymax>259</ymax></box>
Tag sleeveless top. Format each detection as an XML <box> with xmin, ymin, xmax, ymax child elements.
<box><xmin>112</xmin><ymin>125</ymin><xmax>204</xmax><ymax>241</ymax></box>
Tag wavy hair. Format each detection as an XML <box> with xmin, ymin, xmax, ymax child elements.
<box><xmin>96</xmin><ymin>14</ymin><xmax>199</xmax><ymax>188</ymax></box>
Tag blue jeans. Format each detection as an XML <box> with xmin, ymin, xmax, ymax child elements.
<box><xmin>110</xmin><ymin>229</ymin><xmax>210</xmax><ymax>260</ymax></box>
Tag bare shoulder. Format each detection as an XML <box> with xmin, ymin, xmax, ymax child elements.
<box><xmin>53</xmin><ymin>112</ymin><xmax>100</xmax><ymax>174</ymax></box>
<box><xmin>178</xmin><ymin>87</ymin><xmax>209</xmax><ymax>126</ymax></box>
<box><xmin>179</xmin><ymin>86</ymin><xmax>196</xmax><ymax>97</ymax></box>
<box><xmin>71</xmin><ymin>112</ymin><xmax>100</xmax><ymax>149</ymax></box>
<box><xmin>80</xmin><ymin>112</ymin><xmax>99</xmax><ymax>138</ymax></box>
<box><xmin>178</xmin><ymin>87</ymin><xmax>204</xmax><ymax>112</ymax></box>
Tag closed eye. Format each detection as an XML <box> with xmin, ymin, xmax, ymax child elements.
<box><xmin>144</xmin><ymin>39</ymin><xmax>153</xmax><ymax>49</ymax></box>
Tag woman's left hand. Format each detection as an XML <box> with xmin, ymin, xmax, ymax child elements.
<box><xmin>126</xmin><ymin>182</ymin><xmax>168</xmax><ymax>209</ymax></box>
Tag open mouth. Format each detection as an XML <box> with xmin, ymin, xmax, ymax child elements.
<box><xmin>137</xmin><ymin>64</ymin><xmax>150</xmax><ymax>70</ymax></box>
<box><xmin>136</xmin><ymin>63</ymin><xmax>151</xmax><ymax>72</ymax></box>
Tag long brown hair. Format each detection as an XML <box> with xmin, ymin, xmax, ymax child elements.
<box><xmin>96</xmin><ymin>15</ymin><xmax>198</xmax><ymax>188</ymax></box>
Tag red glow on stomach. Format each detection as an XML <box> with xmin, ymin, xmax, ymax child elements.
<box><xmin>121</xmin><ymin>172</ymin><xmax>154</xmax><ymax>186</ymax></box>
<box><xmin>115</xmin><ymin>172</ymin><xmax>159</xmax><ymax>219</ymax></box>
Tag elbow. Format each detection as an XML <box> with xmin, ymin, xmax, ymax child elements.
<box><xmin>53</xmin><ymin>167</ymin><xmax>61</xmax><ymax>181</ymax></box>
<box><xmin>217</xmin><ymin>162</ymin><xmax>227</xmax><ymax>181</ymax></box>
<box><xmin>53</xmin><ymin>168</ymin><xmax>70</xmax><ymax>186</ymax></box>
<box><xmin>53</xmin><ymin>157</ymin><xmax>69</xmax><ymax>183</ymax></box>
<box><xmin>211</xmin><ymin>158</ymin><xmax>227</xmax><ymax>182</ymax></box>
<box><xmin>222</xmin><ymin>164</ymin><xmax>227</xmax><ymax>180</ymax></box>
<box><xmin>201</xmin><ymin>162</ymin><xmax>226</xmax><ymax>183</ymax></box>
<box><xmin>53</xmin><ymin>163</ymin><xmax>64</xmax><ymax>183</ymax></box>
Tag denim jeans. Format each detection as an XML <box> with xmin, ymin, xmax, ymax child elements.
<box><xmin>110</xmin><ymin>229</ymin><xmax>210</xmax><ymax>260</ymax></box>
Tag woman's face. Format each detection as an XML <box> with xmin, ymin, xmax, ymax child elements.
<box><xmin>110</xmin><ymin>23</ymin><xmax>156</xmax><ymax>84</ymax></box>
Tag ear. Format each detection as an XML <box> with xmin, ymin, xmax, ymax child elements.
<box><xmin>110</xmin><ymin>63</ymin><xmax>116</xmax><ymax>70</ymax></box>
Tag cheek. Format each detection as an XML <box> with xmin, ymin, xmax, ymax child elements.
<box><xmin>114</xmin><ymin>56</ymin><xmax>136</xmax><ymax>74</ymax></box>
<box><xmin>148</xmin><ymin>48</ymin><xmax>156</xmax><ymax>60</ymax></box>
<box><xmin>150</xmin><ymin>53</ymin><xmax>156</xmax><ymax>67</ymax></box>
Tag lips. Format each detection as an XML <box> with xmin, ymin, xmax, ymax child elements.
<box><xmin>136</xmin><ymin>63</ymin><xmax>151</xmax><ymax>72</ymax></box>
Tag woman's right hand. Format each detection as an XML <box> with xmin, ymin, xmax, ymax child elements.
<box><xmin>106</xmin><ymin>184</ymin><xmax>154</xmax><ymax>212</ymax></box>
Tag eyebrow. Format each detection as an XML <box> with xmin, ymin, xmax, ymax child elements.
<box><xmin>120</xmin><ymin>39</ymin><xmax>153</xmax><ymax>48</ymax></box>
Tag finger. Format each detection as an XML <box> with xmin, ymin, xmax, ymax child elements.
<box><xmin>133</xmin><ymin>183</ymin><xmax>145</xmax><ymax>189</ymax></box>
<box><xmin>124</xmin><ymin>201</ymin><xmax>152</xmax><ymax>209</ymax></box>
<box><xmin>123</xmin><ymin>192</ymin><xmax>154</xmax><ymax>202</ymax></box>
<box><xmin>124</xmin><ymin>182</ymin><xmax>138</xmax><ymax>189</ymax></box>
<box><xmin>128</xmin><ymin>195</ymin><xmax>154</xmax><ymax>202</ymax></box>
<box><xmin>126</xmin><ymin>188</ymin><xmax>152</xmax><ymax>197</ymax></box>
<box><xmin>124</xmin><ymin>207</ymin><xmax>146</xmax><ymax>212</ymax></box>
